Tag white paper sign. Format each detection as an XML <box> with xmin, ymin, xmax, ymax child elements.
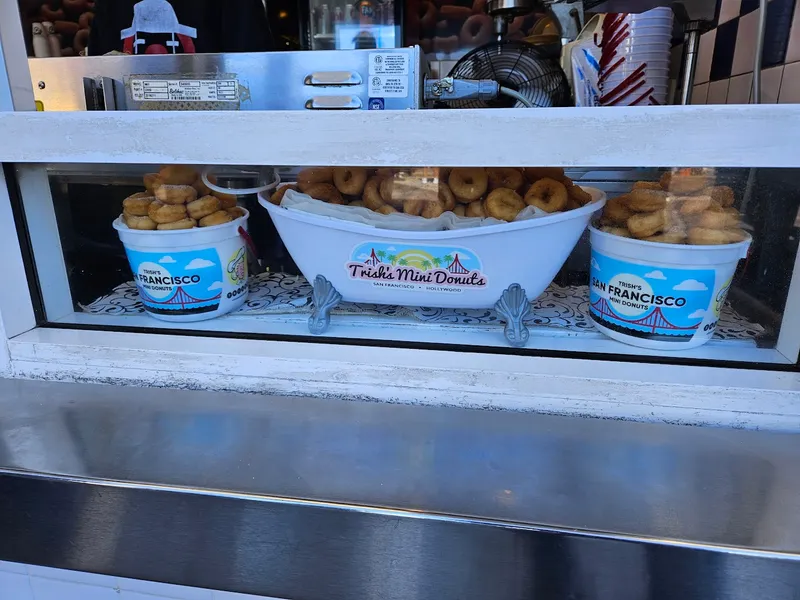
<box><xmin>130</xmin><ymin>79</ymin><xmax>239</xmax><ymax>102</ymax></box>
<box><xmin>368</xmin><ymin>75</ymin><xmax>408</xmax><ymax>98</ymax></box>
<box><xmin>369</xmin><ymin>53</ymin><xmax>409</xmax><ymax>75</ymax></box>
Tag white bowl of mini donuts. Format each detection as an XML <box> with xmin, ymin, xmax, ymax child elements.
<box><xmin>113</xmin><ymin>165</ymin><xmax>253</xmax><ymax>322</ymax></box>
<box><xmin>260</xmin><ymin>166</ymin><xmax>606</xmax><ymax>309</ymax></box>
<box><xmin>589</xmin><ymin>168</ymin><xmax>752</xmax><ymax>350</ymax></box>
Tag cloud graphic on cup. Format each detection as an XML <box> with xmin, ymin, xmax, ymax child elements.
<box><xmin>644</xmin><ymin>270</ymin><xmax>666</xmax><ymax>280</ymax></box>
<box><xmin>357</xmin><ymin>253</ymin><xmax>370</xmax><ymax>260</ymax></box>
<box><xmin>673</xmin><ymin>279</ymin><xmax>708</xmax><ymax>291</ymax></box>
<box><xmin>208</xmin><ymin>281</ymin><xmax>224</xmax><ymax>291</ymax></box>
<box><xmin>185</xmin><ymin>258</ymin><xmax>216</xmax><ymax>270</ymax></box>
<box><xmin>158</xmin><ymin>256</ymin><xmax>176</xmax><ymax>264</ymax></box>
<box><xmin>688</xmin><ymin>309</ymin><xmax>707</xmax><ymax>319</ymax></box>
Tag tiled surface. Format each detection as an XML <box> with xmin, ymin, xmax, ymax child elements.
<box><xmin>693</xmin><ymin>0</ymin><xmax>799</xmax><ymax>104</ymax></box>
<box><xmin>727</xmin><ymin>71</ymin><xmax>754</xmax><ymax>102</ymax></box>
<box><xmin>778</xmin><ymin>60</ymin><xmax>800</xmax><ymax>100</ymax></box>
<box><xmin>0</xmin><ymin>562</ymin><xmax>278</xmax><ymax>600</ymax></box>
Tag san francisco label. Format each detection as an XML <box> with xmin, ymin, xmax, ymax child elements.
<box><xmin>347</xmin><ymin>242</ymin><xmax>487</xmax><ymax>294</ymax></box>
<box><xmin>589</xmin><ymin>251</ymin><xmax>715</xmax><ymax>342</ymax></box>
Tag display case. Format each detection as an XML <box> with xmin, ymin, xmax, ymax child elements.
<box><xmin>2</xmin><ymin>1</ymin><xmax>800</xmax><ymax>433</ymax></box>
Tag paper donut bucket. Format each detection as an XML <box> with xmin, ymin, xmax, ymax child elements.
<box><xmin>113</xmin><ymin>210</ymin><xmax>252</xmax><ymax>322</ymax></box>
<box><xmin>588</xmin><ymin>225</ymin><xmax>751</xmax><ymax>350</ymax></box>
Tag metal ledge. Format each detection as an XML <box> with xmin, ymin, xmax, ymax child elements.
<box><xmin>0</xmin><ymin>378</ymin><xmax>799</xmax><ymax>598</ymax></box>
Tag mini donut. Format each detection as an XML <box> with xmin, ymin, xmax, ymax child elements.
<box><xmin>157</xmin><ymin>218</ymin><xmax>197</xmax><ymax>231</ymax></box>
<box><xmin>600</xmin><ymin>226</ymin><xmax>631</xmax><ymax>238</ymax></box>
<box><xmin>348</xmin><ymin>201</ymin><xmax>365</xmax><ymax>208</ymax></box>
<box><xmin>123</xmin><ymin>214</ymin><xmax>157</xmax><ymax>230</ymax></box>
<box><xmin>403</xmin><ymin>198</ymin><xmax>426</xmax><ymax>216</ymax></box>
<box><xmin>375</xmin><ymin>168</ymin><xmax>396</xmax><ymax>178</ymax></box>
<box><xmin>297</xmin><ymin>167</ymin><xmax>333</xmax><ymax>189</ymax></box>
<box><xmin>187</xmin><ymin>195</ymin><xmax>222</xmax><ymax>220</ymax></box>
<box><xmin>155</xmin><ymin>184</ymin><xmax>197</xmax><ymax>205</ymax></box>
<box><xmin>678</xmin><ymin>195</ymin><xmax>712</xmax><ymax>215</ymax></box>
<box><xmin>466</xmin><ymin>200</ymin><xmax>486</xmax><ymax>218</ymax></box>
<box><xmin>693</xmin><ymin>210</ymin><xmax>728</xmax><ymax>229</ymax></box>
<box><xmin>723</xmin><ymin>228</ymin><xmax>749</xmax><ymax>243</ymax></box>
<box><xmin>602</xmin><ymin>196</ymin><xmax>633</xmax><ymax>224</ymax></box>
<box><xmin>148</xmin><ymin>201</ymin><xmax>187</xmax><ymax>224</ymax></box>
<box><xmin>193</xmin><ymin>174</ymin><xmax>216</xmax><ymax>197</ymax></box>
<box><xmin>704</xmin><ymin>185</ymin><xmax>735</xmax><ymax>208</ymax></box>
<box><xmin>304</xmin><ymin>183</ymin><xmax>344</xmax><ymax>204</ymax></box>
<box><xmin>660</xmin><ymin>170</ymin><xmax>713</xmax><ymax>194</ymax></box>
<box><xmin>472</xmin><ymin>0</ymin><xmax>486</xmax><ymax>13</ymax></box>
<box><xmin>226</xmin><ymin>206</ymin><xmax>247</xmax><ymax>219</ymax></box>
<box><xmin>567</xmin><ymin>183</ymin><xmax>592</xmax><ymax>206</ymax></box>
<box><xmin>688</xmin><ymin>227</ymin><xmax>734</xmax><ymax>245</ymax></box>
<box><xmin>333</xmin><ymin>167</ymin><xmax>368</xmax><ymax>196</ymax></box>
<box><xmin>40</xmin><ymin>6</ymin><xmax>65</xmax><ymax>21</ymax></box>
<box><xmin>644</xmin><ymin>231</ymin><xmax>687</xmax><ymax>244</ymax></box>
<box><xmin>524</xmin><ymin>177</ymin><xmax>568</xmax><ymax>213</ymax></box>
<box><xmin>376</xmin><ymin>205</ymin><xmax>398</xmax><ymax>215</ymax></box>
<box><xmin>419</xmin><ymin>1</ymin><xmax>437</xmax><ymax>30</ymax></box>
<box><xmin>199</xmin><ymin>210</ymin><xmax>233</xmax><ymax>227</ymax></box>
<box><xmin>379</xmin><ymin>178</ymin><xmax>406</xmax><ymax>209</ymax></box>
<box><xmin>159</xmin><ymin>165</ymin><xmax>198</xmax><ymax>186</ymax></box>
<box><xmin>524</xmin><ymin>167</ymin><xmax>565</xmax><ymax>182</ymax></box>
<box><xmin>487</xmin><ymin>168</ymin><xmax>525</xmax><ymax>192</ymax></box>
<box><xmin>460</xmin><ymin>14</ymin><xmax>492</xmax><ymax>46</ymax></box>
<box><xmin>433</xmin><ymin>35</ymin><xmax>460</xmax><ymax>53</ymax></box>
<box><xmin>440</xmin><ymin>5</ymin><xmax>472</xmax><ymax>19</ymax></box>
<box><xmin>484</xmin><ymin>188</ymin><xmax>525</xmax><ymax>221</ymax></box>
<box><xmin>78</xmin><ymin>12</ymin><xmax>94</xmax><ymax>29</ymax></box>
<box><xmin>449</xmin><ymin>168</ymin><xmax>488</xmax><ymax>202</ymax></box>
<box><xmin>143</xmin><ymin>173</ymin><xmax>161</xmax><ymax>194</ymax></box>
<box><xmin>270</xmin><ymin>184</ymin><xmax>298</xmax><ymax>205</ymax></box>
<box><xmin>213</xmin><ymin>191</ymin><xmax>239</xmax><ymax>209</ymax></box>
<box><xmin>422</xmin><ymin>200</ymin><xmax>446</xmax><ymax>219</ymax></box>
<box><xmin>632</xmin><ymin>181</ymin><xmax>662</xmax><ymax>190</ymax></box>
<box><xmin>122</xmin><ymin>192</ymin><xmax>155</xmax><ymax>216</ymax></box>
<box><xmin>453</xmin><ymin>204</ymin><xmax>467</xmax><ymax>217</ymax></box>
<box><xmin>73</xmin><ymin>28</ymin><xmax>89</xmax><ymax>54</ymax></box>
<box><xmin>438</xmin><ymin>183</ymin><xmax>456</xmax><ymax>211</ymax></box>
<box><xmin>363</xmin><ymin>176</ymin><xmax>386</xmax><ymax>210</ymax></box>
<box><xmin>627</xmin><ymin>210</ymin><xmax>666</xmax><ymax>239</ymax></box>
<box><xmin>627</xmin><ymin>188</ymin><xmax>667</xmax><ymax>212</ymax></box>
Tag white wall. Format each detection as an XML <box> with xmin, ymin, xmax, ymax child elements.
<box><xmin>0</xmin><ymin>562</ymin><xmax>284</xmax><ymax>600</ymax></box>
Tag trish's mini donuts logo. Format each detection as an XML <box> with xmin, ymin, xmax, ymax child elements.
<box><xmin>226</xmin><ymin>248</ymin><xmax>247</xmax><ymax>284</ymax></box>
<box><xmin>347</xmin><ymin>242</ymin><xmax>487</xmax><ymax>294</ymax></box>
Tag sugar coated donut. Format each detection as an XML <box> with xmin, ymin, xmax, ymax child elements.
<box><xmin>600</xmin><ymin>225</ymin><xmax>631</xmax><ymax>237</ymax></box>
<box><xmin>156</xmin><ymin>184</ymin><xmax>197</xmax><ymax>205</ymax></box>
<box><xmin>567</xmin><ymin>183</ymin><xmax>592</xmax><ymax>206</ymax></box>
<box><xmin>187</xmin><ymin>195</ymin><xmax>222</xmax><ymax>220</ymax></box>
<box><xmin>298</xmin><ymin>167</ymin><xmax>333</xmax><ymax>189</ymax></box>
<box><xmin>379</xmin><ymin>178</ymin><xmax>406</xmax><ymax>209</ymax></box>
<box><xmin>376</xmin><ymin>205</ymin><xmax>398</xmax><ymax>215</ymax></box>
<box><xmin>438</xmin><ymin>184</ymin><xmax>456</xmax><ymax>211</ymax></box>
<box><xmin>524</xmin><ymin>177</ymin><xmax>567</xmax><ymax>212</ymax></box>
<box><xmin>270</xmin><ymin>184</ymin><xmax>297</xmax><ymax>205</ymax></box>
<box><xmin>627</xmin><ymin>210</ymin><xmax>666</xmax><ymax>238</ymax></box>
<box><xmin>693</xmin><ymin>210</ymin><xmax>728</xmax><ymax>229</ymax></box>
<box><xmin>704</xmin><ymin>185</ymin><xmax>735</xmax><ymax>208</ymax></box>
<box><xmin>453</xmin><ymin>204</ymin><xmax>466</xmax><ymax>217</ymax></box>
<box><xmin>678</xmin><ymin>195</ymin><xmax>712</xmax><ymax>215</ymax></box>
<box><xmin>213</xmin><ymin>191</ymin><xmax>239</xmax><ymax>209</ymax></box>
<box><xmin>157</xmin><ymin>218</ymin><xmax>197</xmax><ymax>231</ymax></box>
<box><xmin>159</xmin><ymin>165</ymin><xmax>198</xmax><ymax>186</ymax></box>
<box><xmin>602</xmin><ymin>196</ymin><xmax>633</xmax><ymax>224</ymax></box>
<box><xmin>627</xmin><ymin>188</ymin><xmax>667</xmax><ymax>212</ymax></box>
<box><xmin>333</xmin><ymin>167</ymin><xmax>368</xmax><ymax>196</ymax></box>
<box><xmin>449</xmin><ymin>168</ymin><xmax>488</xmax><ymax>202</ymax></box>
<box><xmin>303</xmin><ymin>183</ymin><xmax>344</xmax><ymax>204</ymax></box>
<box><xmin>123</xmin><ymin>192</ymin><xmax>155</xmax><ymax>216</ymax></box>
<box><xmin>487</xmin><ymin>168</ymin><xmax>525</xmax><ymax>192</ymax></box>
<box><xmin>143</xmin><ymin>173</ymin><xmax>161</xmax><ymax>194</ymax></box>
<box><xmin>460</xmin><ymin>14</ymin><xmax>492</xmax><ymax>46</ymax></box>
<box><xmin>465</xmin><ymin>200</ymin><xmax>486</xmax><ymax>217</ymax></box>
<box><xmin>363</xmin><ymin>176</ymin><xmax>386</xmax><ymax>210</ymax></box>
<box><xmin>485</xmin><ymin>188</ymin><xmax>525</xmax><ymax>221</ymax></box>
<box><xmin>148</xmin><ymin>201</ymin><xmax>187</xmax><ymax>224</ymax></box>
<box><xmin>199</xmin><ymin>210</ymin><xmax>233</xmax><ymax>227</ymax></box>
<box><xmin>660</xmin><ymin>170</ymin><xmax>713</xmax><ymax>194</ymax></box>
<box><xmin>688</xmin><ymin>227</ymin><xmax>734</xmax><ymax>245</ymax></box>
<box><xmin>193</xmin><ymin>174</ymin><xmax>216</xmax><ymax>197</ymax></box>
<box><xmin>123</xmin><ymin>214</ymin><xmax>157</xmax><ymax>230</ymax></box>
<box><xmin>644</xmin><ymin>231</ymin><xmax>687</xmax><ymax>244</ymax></box>
<box><xmin>226</xmin><ymin>206</ymin><xmax>247</xmax><ymax>219</ymax></box>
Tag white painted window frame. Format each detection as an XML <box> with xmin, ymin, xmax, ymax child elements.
<box><xmin>1</xmin><ymin>9</ymin><xmax>800</xmax><ymax>430</ymax></box>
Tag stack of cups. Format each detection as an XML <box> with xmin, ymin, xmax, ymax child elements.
<box><xmin>597</xmin><ymin>7</ymin><xmax>673</xmax><ymax>106</ymax></box>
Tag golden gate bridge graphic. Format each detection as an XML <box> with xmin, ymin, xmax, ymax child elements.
<box><xmin>591</xmin><ymin>297</ymin><xmax>698</xmax><ymax>333</ymax></box>
<box><xmin>364</xmin><ymin>249</ymin><xmax>471</xmax><ymax>274</ymax></box>
<box><xmin>139</xmin><ymin>285</ymin><xmax>221</xmax><ymax>314</ymax></box>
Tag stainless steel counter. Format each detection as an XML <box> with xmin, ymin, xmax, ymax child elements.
<box><xmin>0</xmin><ymin>378</ymin><xmax>799</xmax><ymax>599</ymax></box>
